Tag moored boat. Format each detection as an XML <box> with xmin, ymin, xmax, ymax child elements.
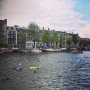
<box><xmin>0</xmin><ymin>51</ymin><xmax>4</xmax><ymax>55</ymax></box>
<box><xmin>42</xmin><ymin>48</ymin><xmax>62</xmax><ymax>52</ymax></box>
<box><xmin>12</xmin><ymin>48</ymin><xmax>19</xmax><ymax>52</ymax></box>
<box><xmin>70</xmin><ymin>48</ymin><xmax>83</xmax><ymax>54</ymax></box>
<box><xmin>31</xmin><ymin>48</ymin><xmax>42</xmax><ymax>53</ymax></box>
<box><xmin>61</xmin><ymin>48</ymin><xmax>67</xmax><ymax>51</ymax></box>
<box><xmin>71</xmin><ymin>50</ymin><xmax>83</xmax><ymax>54</ymax></box>
<box><xmin>0</xmin><ymin>49</ymin><xmax>4</xmax><ymax>56</ymax></box>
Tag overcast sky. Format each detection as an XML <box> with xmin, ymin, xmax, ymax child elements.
<box><xmin>0</xmin><ymin>0</ymin><xmax>90</xmax><ymax>38</ymax></box>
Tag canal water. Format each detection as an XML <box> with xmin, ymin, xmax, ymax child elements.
<box><xmin>0</xmin><ymin>52</ymin><xmax>90</xmax><ymax>90</ymax></box>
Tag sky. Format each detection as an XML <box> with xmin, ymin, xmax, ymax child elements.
<box><xmin>0</xmin><ymin>0</ymin><xmax>90</xmax><ymax>38</ymax></box>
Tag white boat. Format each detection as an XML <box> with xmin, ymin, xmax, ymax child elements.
<box><xmin>12</xmin><ymin>48</ymin><xmax>19</xmax><ymax>52</ymax></box>
<box><xmin>0</xmin><ymin>48</ymin><xmax>4</xmax><ymax>56</ymax></box>
<box><xmin>0</xmin><ymin>51</ymin><xmax>4</xmax><ymax>55</ymax></box>
<box><xmin>61</xmin><ymin>48</ymin><xmax>67</xmax><ymax>51</ymax></box>
<box><xmin>31</xmin><ymin>48</ymin><xmax>42</xmax><ymax>53</ymax></box>
<box><xmin>42</xmin><ymin>48</ymin><xmax>62</xmax><ymax>52</ymax></box>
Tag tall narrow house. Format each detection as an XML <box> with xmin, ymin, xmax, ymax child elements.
<box><xmin>0</xmin><ymin>19</ymin><xmax>7</xmax><ymax>47</ymax></box>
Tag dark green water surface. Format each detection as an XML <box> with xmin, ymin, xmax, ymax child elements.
<box><xmin>0</xmin><ymin>52</ymin><xmax>90</xmax><ymax>90</ymax></box>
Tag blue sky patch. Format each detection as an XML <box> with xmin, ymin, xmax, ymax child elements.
<box><xmin>75</xmin><ymin>0</ymin><xmax>90</xmax><ymax>21</ymax></box>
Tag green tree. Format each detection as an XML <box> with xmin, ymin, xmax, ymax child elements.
<box><xmin>59</xmin><ymin>35</ymin><xmax>65</xmax><ymax>47</ymax></box>
<box><xmin>18</xmin><ymin>32</ymin><xmax>26</xmax><ymax>44</ymax></box>
<box><xmin>27</xmin><ymin>23</ymin><xmax>40</xmax><ymax>48</ymax></box>
<box><xmin>42</xmin><ymin>30</ymin><xmax>50</xmax><ymax>47</ymax></box>
<box><xmin>66</xmin><ymin>38</ymin><xmax>72</xmax><ymax>49</ymax></box>
<box><xmin>79</xmin><ymin>38</ymin><xmax>87</xmax><ymax>48</ymax></box>
<box><xmin>72</xmin><ymin>34</ymin><xmax>79</xmax><ymax>47</ymax></box>
<box><xmin>53</xmin><ymin>32</ymin><xmax>59</xmax><ymax>48</ymax></box>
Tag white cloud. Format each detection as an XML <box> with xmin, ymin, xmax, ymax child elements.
<box><xmin>0</xmin><ymin>0</ymin><xmax>90</xmax><ymax>38</ymax></box>
<box><xmin>76</xmin><ymin>23</ymin><xmax>90</xmax><ymax>38</ymax></box>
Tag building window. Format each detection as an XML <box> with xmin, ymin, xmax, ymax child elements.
<box><xmin>8</xmin><ymin>31</ymin><xmax>10</xmax><ymax>34</ymax></box>
<box><xmin>13</xmin><ymin>31</ymin><xmax>16</xmax><ymax>34</ymax></box>
<box><xmin>11</xmin><ymin>35</ymin><xmax>13</xmax><ymax>38</ymax></box>
<box><xmin>14</xmin><ymin>35</ymin><xmax>16</xmax><ymax>38</ymax></box>
<box><xmin>11</xmin><ymin>31</ymin><xmax>13</xmax><ymax>34</ymax></box>
<box><xmin>14</xmin><ymin>39</ymin><xmax>16</xmax><ymax>44</ymax></box>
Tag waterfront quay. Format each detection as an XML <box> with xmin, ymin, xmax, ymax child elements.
<box><xmin>0</xmin><ymin>51</ymin><xmax>90</xmax><ymax>90</ymax></box>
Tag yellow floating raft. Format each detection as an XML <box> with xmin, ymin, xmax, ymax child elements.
<box><xmin>29</xmin><ymin>66</ymin><xmax>42</xmax><ymax>70</ymax></box>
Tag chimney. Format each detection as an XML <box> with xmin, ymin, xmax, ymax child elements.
<box><xmin>4</xmin><ymin>19</ymin><xmax>7</xmax><ymax>25</ymax></box>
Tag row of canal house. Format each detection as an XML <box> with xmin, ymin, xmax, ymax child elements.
<box><xmin>6</xmin><ymin>26</ymin><xmax>77</xmax><ymax>49</ymax></box>
<box><xmin>6</xmin><ymin>25</ymin><xmax>26</xmax><ymax>49</ymax></box>
<box><xmin>0</xmin><ymin>19</ymin><xmax>79</xmax><ymax>49</ymax></box>
<box><xmin>26</xmin><ymin>27</ymin><xmax>79</xmax><ymax>49</ymax></box>
<box><xmin>0</xmin><ymin>19</ymin><xmax>28</xmax><ymax>50</ymax></box>
<box><xmin>1</xmin><ymin>19</ymin><xmax>90</xmax><ymax>50</ymax></box>
<box><xmin>50</xmin><ymin>30</ymin><xmax>79</xmax><ymax>48</ymax></box>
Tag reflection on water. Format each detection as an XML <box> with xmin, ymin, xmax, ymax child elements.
<box><xmin>0</xmin><ymin>52</ymin><xmax>90</xmax><ymax>90</ymax></box>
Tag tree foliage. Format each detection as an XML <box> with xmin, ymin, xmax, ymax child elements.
<box><xmin>72</xmin><ymin>34</ymin><xmax>79</xmax><ymax>45</ymax></box>
<box><xmin>53</xmin><ymin>32</ymin><xmax>59</xmax><ymax>48</ymax></box>
<box><xmin>42</xmin><ymin>30</ymin><xmax>50</xmax><ymax>45</ymax></box>
<box><xmin>27</xmin><ymin>23</ymin><xmax>40</xmax><ymax>47</ymax></box>
<box><xmin>18</xmin><ymin>32</ymin><xmax>26</xmax><ymax>44</ymax></box>
<box><xmin>66</xmin><ymin>38</ymin><xmax>72</xmax><ymax>45</ymax></box>
<box><xmin>79</xmin><ymin>38</ymin><xmax>87</xmax><ymax>47</ymax></box>
<box><xmin>27</xmin><ymin>23</ymin><xmax>39</xmax><ymax>40</ymax></box>
<box><xmin>60</xmin><ymin>35</ymin><xmax>65</xmax><ymax>46</ymax></box>
<box><xmin>53</xmin><ymin>32</ymin><xmax>59</xmax><ymax>43</ymax></box>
